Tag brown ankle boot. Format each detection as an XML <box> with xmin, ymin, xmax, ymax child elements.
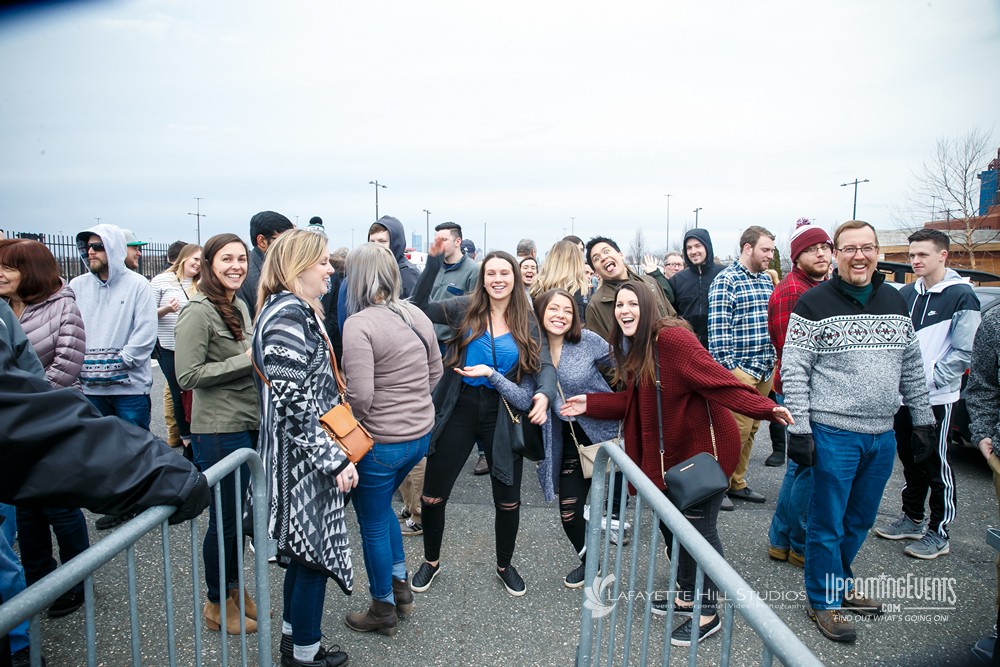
<box><xmin>204</xmin><ymin>598</ymin><xmax>258</xmax><ymax>635</ymax></box>
<box><xmin>228</xmin><ymin>586</ymin><xmax>258</xmax><ymax>621</ymax></box>
<box><xmin>344</xmin><ymin>599</ymin><xmax>398</xmax><ymax>636</ymax></box>
<box><xmin>393</xmin><ymin>578</ymin><xmax>414</xmax><ymax>615</ymax></box>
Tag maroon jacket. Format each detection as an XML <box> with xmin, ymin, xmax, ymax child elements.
<box><xmin>585</xmin><ymin>326</ymin><xmax>778</xmax><ymax>490</ymax></box>
<box><xmin>767</xmin><ymin>266</ymin><xmax>822</xmax><ymax>394</ymax></box>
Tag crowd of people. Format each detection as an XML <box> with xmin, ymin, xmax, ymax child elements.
<box><xmin>1</xmin><ymin>210</ymin><xmax>998</xmax><ymax>665</ymax></box>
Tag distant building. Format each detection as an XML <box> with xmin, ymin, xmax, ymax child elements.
<box><xmin>880</xmin><ymin>204</ymin><xmax>1000</xmax><ymax>281</ymax></box>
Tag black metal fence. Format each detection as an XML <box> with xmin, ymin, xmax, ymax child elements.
<box><xmin>4</xmin><ymin>230</ymin><xmax>172</xmax><ymax>282</ymax></box>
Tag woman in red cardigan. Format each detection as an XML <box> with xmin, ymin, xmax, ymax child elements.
<box><xmin>562</xmin><ymin>280</ymin><xmax>792</xmax><ymax>648</ymax></box>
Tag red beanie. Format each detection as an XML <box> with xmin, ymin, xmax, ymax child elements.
<box><xmin>790</xmin><ymin>223</ymin><xmax>833</xmax><ymax>262</ymax></box>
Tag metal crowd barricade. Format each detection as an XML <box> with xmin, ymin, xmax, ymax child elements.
<box><xmin>0</xmin><ymin>449</ymin><xmax>273</xmax><ymax>667</ymax></box>
<box><xmin>576</xmin><ymin>443</ymin><xmax>823</xmax><ymax>667</ymax></box>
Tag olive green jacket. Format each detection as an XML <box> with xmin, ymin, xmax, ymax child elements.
<box><xmin>175</xmin><ymin>293</ymin><xmax>259</xmax><ymax>433</ymax></box>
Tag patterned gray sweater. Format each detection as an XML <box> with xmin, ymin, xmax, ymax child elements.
<box><xmin>967</xmin><ymin>306</ymin><xmax>1000</xmax><ymax>455</ymax></box>
<box><xmin>782</xmin><ymin>274</ymin><xmax>933</xmax><ymax>435</ymax></box>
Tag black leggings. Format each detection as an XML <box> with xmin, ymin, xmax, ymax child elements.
<box><xmin>421</xmin><ymin>384</ymin><xmax>524</xmax><ymax>568</ymax></box>
<box><xmin>559</xmin><ymin>420</ymin><xmax>591</xmax><ymax>558</ymax></box>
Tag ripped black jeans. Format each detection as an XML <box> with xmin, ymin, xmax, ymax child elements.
<box><xmin>559</xmin><ymin>419</ymin><xmax>592</xmax><ymax>558</ymax></box>
<box><xmin>421</xmin><ymin>384</ymin><xmax>523</xmax><ymax>569</ymax></box>
<box><xmin>658</xmin><ymin>492</ymin><xmax>724</xmax><ymax>615</ymax></box>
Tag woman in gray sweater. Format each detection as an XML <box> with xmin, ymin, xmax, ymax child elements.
<box><xmin>341</xmin><ymin>243</ymin><xmax>443</xmax><ymax>637</ymax></box>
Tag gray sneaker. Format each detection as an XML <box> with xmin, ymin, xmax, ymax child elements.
<box><xmin>904</xmin><ymin>531</ymin><xmax>949</xmax><ymax>559</ymax></box>
<box><xmin>874</xmin><ymin>514</ymin><xmax>925</xmax><ymax>540</ymax></box>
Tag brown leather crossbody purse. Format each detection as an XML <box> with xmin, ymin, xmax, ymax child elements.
<box><xmin>253</xmin><ymin>313</ymin><xmax>373</xmax><ymax>464</ymax></box>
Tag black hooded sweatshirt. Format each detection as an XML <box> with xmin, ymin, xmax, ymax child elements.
<box><xmin>379</xmin><ymin>215</ymin><xmax>421</xmax><ymax>296</ymax></box>
<box><xmin>668</xmin><ymin>228</ymin><xmax>725</xmax><ymax>348</ymax></box>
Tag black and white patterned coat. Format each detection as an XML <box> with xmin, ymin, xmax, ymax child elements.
<box><xmin>252</xmin><ymin>291</ymin><xmax>353</xmax><ymax>593</ymax></box>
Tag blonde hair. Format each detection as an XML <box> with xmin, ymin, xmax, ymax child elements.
<box><xmin>530</xmin><ymin>240</ymin><xmax>590</xmax><ymax>297</ymax></box>
<box><xmin>345</xmin><ymin>243</ymin><xmax>413</xmax><ymax>326</ymax></box>
<box><xmin>257</xmin><ymin>229</ymin><xmax>328</xmax><ymax>319</ymax></box>
<box><xmin>170</xmin><ymin>243</ymin><xmax>202</xmax><ymax>285</ymax></box>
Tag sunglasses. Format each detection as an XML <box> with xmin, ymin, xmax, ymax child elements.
<box><xmin>85</xmin><ymin>243</ymin><xmax>106</xmax><ymax>252</ymax></box>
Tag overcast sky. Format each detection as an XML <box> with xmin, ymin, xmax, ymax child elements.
<box><xmin>1</xmin><ymin>0</ymin><xmax>998</xmax><ymax>258</ymax></box>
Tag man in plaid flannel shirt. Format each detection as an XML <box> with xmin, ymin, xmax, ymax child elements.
<box><xmin>708</xmin><ymin>226</ymin><xmax>776</xmax><ymax>505</ymax></box>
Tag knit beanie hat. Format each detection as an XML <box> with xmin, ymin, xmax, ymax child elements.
<box><xmin>789</xmin><ymin>219</ymin><xmax>832</xmax><ymax>262</ymax></box>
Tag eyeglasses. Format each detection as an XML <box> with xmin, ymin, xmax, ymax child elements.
<box><xmin>800</xmin><ymin>244</ymin><xmax>832</xmax><ymax>256</ymax></box>
<box><xmin>85</xmin><ymin>243</ymin><xmax>106</xmax><ymax>252</ymax></box>
<box><xmin>837</xmin><ymin>244</ymin><xmax>879</xmax><ymax>257</ymax></box>
<box><xmin>665</xmin><ymin>261</ymin><xmax>684</xmax><ymax>268</ymax></box>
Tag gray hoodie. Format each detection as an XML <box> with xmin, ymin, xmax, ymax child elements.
<box><xmin>69</xmin><ymin>224</ymin><xmax>157</xmax><ymax>394</ymax></box>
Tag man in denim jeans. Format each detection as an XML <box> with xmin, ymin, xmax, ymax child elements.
<box><xmin>781</xmin><ymin>220</ymin><xmax>934</xmax><ymax>644</ymax></box>
<box><xmin>766</xmin><ymin>221</ymin><xmax>833</xmax><ymax>568</ymax></box>
<box><xmin>70</xmin><ymin>224</ymin><xmax>157</xmax><ymax>530</ymax></box>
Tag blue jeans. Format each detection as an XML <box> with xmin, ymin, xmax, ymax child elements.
<box><xmin>192</xmin><ymin>431</ymin><xmax>256</xmax><ymax>604</ymax></box>
<box><xmin>16</xmin><ymin>506</ymin><xmax>90</xmax><ymax>594</ymax></box>
<box><xmin>805</xmin><ymin>422</ymin><xmax>895</xmax><ymax>609</ymax></box>
<box><xmin>353</xmin><ymin>433</ymin><xmax>430</xmax><ymax>602</ymax></box>
<box><xmin>768</xmin><ymin>396</ymin><xmax>812</xmax><ymax>555</ymax></box>
<box><xmin>282</xmin><ymin>560</ymin><xmax>328</xmax><ymax>646</ymax></box>
<box><xmin>87</xmin><ymin>393</ymin><xmax>152</xmax><ymax>431</ymax></box>
<box><xmin>0</xmin><ymin>504</ymin><xmax>29</xmax><ymax>654</ymax></box>
<box><xmin>768</xmin><ymin>461</ymin><xmax>813</xmax><ymax>556</ymax></box>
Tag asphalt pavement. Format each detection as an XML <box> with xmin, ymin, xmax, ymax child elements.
<box><xmin>23</xmin><ymin>371</ymin><xmax>998</xmax><ymax>666</ymax></box>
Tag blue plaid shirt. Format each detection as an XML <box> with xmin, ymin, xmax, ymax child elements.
<box><xmin>707</xmin><ymin>261</ymin><xmax>775</xmax><ymax>380</ymax></box>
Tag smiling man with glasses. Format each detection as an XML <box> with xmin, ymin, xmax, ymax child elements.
<box><xmin>781</xmin><ymin>219</ymin><xmax>935</xmax><ymax>643</ymax></box>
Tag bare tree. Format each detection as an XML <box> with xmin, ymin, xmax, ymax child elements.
<box><xmin>626</xmin><ymin>227</ymin><xmax>648</xmax><ymax>267</ymax></box>
<box><xmin>906</xmin><ymin>128</ymin><xmax>998</xmax><ymax>269</ymax></box>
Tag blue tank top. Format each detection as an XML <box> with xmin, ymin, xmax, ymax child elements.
<box><xmin>463</xmin><ymin>330</ymin><xmax>518</xmax><ymax>387</ymax></box>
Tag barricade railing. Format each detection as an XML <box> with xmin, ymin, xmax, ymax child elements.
<box><xmin>0</xmin><ymin>448</ymin><xmax>273</xmax><ymax>667</ymax></box>
<box><xmin>576</xmin><ymin>443</ymin><xmax>823</xmax><ymax>667</ymax></box>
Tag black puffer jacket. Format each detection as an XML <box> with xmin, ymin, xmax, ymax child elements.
<box><xmin>669</xmin><ymin>228</ymin><xmax>725</xmax><ymax>348</ymax></box>
<box><xmin>1</xmin><ymin>301</ymin><xmax>203</xmax><ymax>515</ymax></box>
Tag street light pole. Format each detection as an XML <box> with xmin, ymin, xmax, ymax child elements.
<box><xmin>571</xmin><ymin>217</ymin><xmax>576</xmax><ymax>235</ymax></box>
<box><xmin>693</xmin><ymin>207</ymin><xmax>702</xmax><ymax>229</ymax></box>
<box><xmin>664</xmin><ymin>194</ymin><xmax>672</xmax><ymax>247</ymax></box>
<box><xmin>483</xmin><ymin>221</ymin><xmax>487</xmax><ymax>252</ymax></box>
<box><xmin>187</xmin><ymin>197</ymin><xmax>205</xmax><ymax>245</ymax></box>
<box><xmin>930</xmin><ymin>195</ymin><xmax>943</xmax><ymax>223</ymax></box>
<box><xmin>369</xmin><ymin>180</ymin><xmax>387</xmax><ymax>220</ymax></box>
<box><xmin>840</xmin><ymin>178</ymin><xmax>869</xmax><ymax>219</ymax></box>
<box><xmin>423</xmin><ymin>209</ymin><xmax>431</xmax><ymax>252</ymax></box>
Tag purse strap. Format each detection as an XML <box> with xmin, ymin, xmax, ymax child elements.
<box><xmin>556</xmin><ymin>381</ymin><xmax>583</xmax><ymax>452</ymax></box>
<box><xmin>654</xmin><ymin>341</ymin><xmax>719</xmax><ymax>480</ymax></box>
<box><xmin>250</xmin><ymin>299</ymin><xmax>347</xmax><ymax>403</ymax></box>
<box><xmin>654</xmin><ymin>347</ymin><xmax>668</xmax><ymax>480</ymax></box>
<box><xmin>487</xmin><ymin>313</ymin><xmax>520</xmax><ymax>423</ymax></box>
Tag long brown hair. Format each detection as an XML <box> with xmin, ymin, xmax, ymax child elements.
<box><xmin>444</xmin><ymin>250</ymin><xmax>541</xmax><ymax>380</ymax></box>
<box><xmin>609</xmin><ymin>281</ymin><xmax>691</xmax><ymax>387</ymax></box>
<box><xmin>198</xmin><ymin>233</ymin><xmax>248</xmax><ymax>341</ymax></box>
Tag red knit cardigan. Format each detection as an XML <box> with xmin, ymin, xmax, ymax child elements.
<box><xmin>585</xmin><ymin>326</ymin><xmax>779</xmax><ymax>491</ymax></box>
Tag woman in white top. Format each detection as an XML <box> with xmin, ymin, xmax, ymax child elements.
<box><xmin>150</xmin><ymin>243</ymin><xmax>200</xmax><ymax>449</ymax></box>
